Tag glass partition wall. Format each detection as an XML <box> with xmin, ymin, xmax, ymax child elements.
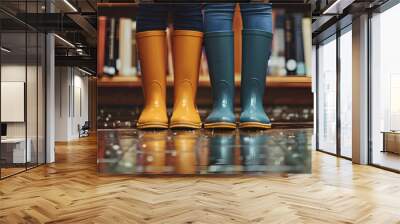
<box><xmin>339</xmin><ymin>27</ymin><xmax>352</xmax><ymax>159</ymax></box>
<box><xmin>315</xmin><ymin>25</ymin><xmax>352</xmax><ymax>159</ymax></box>
<box><xmin>0</xmin><ymin>1</ymin><xmax>47</xmax><ymax>179</ymax></box>
<box><xmin>315</xmin><ymin>0</ymin><xmax>400</xmax><ymax>172</ymax></box>
<box><xmin>317</xmin><ymin>35</ymin><xmax>337</xmax><ymax>155</ymax></box>
<box><xmin>370</xmin><ymin>2</ymin><xmax>400</xmax><ymax>171</ymax></box>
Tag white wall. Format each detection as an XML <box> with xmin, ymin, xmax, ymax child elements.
<box><xmin>55</xmin><ymin>67</ymin><xmax>70</xmax><ymax>141</ymax></box>
<box><xmin>55</xmin><ymin>67</ymin><xmax>89</xmax><ymax>141</ymax></box>
<box><xmin>73</xmin><ymin>73</ymin><xmax>89</xmax><ymax>137</ymax></box>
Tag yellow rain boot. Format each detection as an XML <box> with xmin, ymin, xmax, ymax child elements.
<box><xmin>170</xmin><ymin>30</ymin><xmax>203</xmax><ymax>129</ymax></box>
<box><xmin>136</xmin><ymin>31</ymin><xmax>168</xmax><ymax>129</ymax></box>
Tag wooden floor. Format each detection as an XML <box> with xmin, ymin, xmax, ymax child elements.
<box><xmin>1</xmin><ymin>135</ymin><xmax>400</xmax><ymax>224</ymax></box>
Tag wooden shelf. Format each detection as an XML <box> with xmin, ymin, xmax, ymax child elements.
<box><xmin>98</xmin><ymin>75</ymin><xmax>312</xmax><ymax>88</ymax></box>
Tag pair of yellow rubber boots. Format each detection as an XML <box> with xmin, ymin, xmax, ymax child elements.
<box><xmin>136</xmin><ymin>30</ymin><xmax>203</xmax><ymax>129</ymax></box>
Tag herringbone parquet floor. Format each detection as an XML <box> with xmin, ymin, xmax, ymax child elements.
<box><xmin>1</xmin><ymin>135</ymin><xmax>400</xmax><ymax>224</ymax></box>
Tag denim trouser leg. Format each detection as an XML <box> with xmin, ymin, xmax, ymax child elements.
<box><xmin>204</xmin><ymin>3</ymin><xmax>272</xmax><ymax>33</ymax></box>
<box><xmin>137</xmin><ymin>4</ymin><xmax>203</xmax><ymax>32</ymax></box>
<box><xmin>137</xmin><ymin>4</ymin><xmax>169</xmax><ymax>32</ymax></box>
<box><xmin>172</xmin><ymin>4</ymin><xmax>203</xmax><ymax>31</ymax></box>
<box><xmin>204</xmin><ymin>3</ymin><xmax>236</xmax><ymax>32</ymax></box>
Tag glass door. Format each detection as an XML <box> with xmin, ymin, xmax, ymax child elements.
<box><xmin>0</xmin><ymin>0</ymin><xmax>47</xmax><ymax>179</ymax></box>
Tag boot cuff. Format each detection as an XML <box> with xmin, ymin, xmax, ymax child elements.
<box><xmin>242</xmin><ymin>30</ymin><xmax>273</xmax><ymax>38</ymax></box>
<box><xmin>173</xmin><ymin>30</ymin><xmax>203</xmax><ymax>38</ymax></box>
<box><xmin>136</xmin><ymin>30</ymin><xmax>166</xmax><ymax>39</ymax></box>
<box><xmin>205</xmin><ymin>31</ymin><xmax>234</xmax><ymax>38</ymax></box>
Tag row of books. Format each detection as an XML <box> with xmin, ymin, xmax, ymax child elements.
<box><xmin>98</xmin><ymin>16</ymin><xmax>138</xmax><ymax>77</ymax></box>
<box><xmin>270</xmin><ymin>10</ymin><xmax>312</xmax><ymax>76</ymax></box>
<box><xmin>97</xmin><ymin>11</ymin><xmax>312</xmax><ymax>78</ymax></box>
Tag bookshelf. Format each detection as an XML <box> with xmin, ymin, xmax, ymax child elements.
<box><xmin>97</xmin><ymin>2</ymin><xmax>314</xmax><ymax>124</ymax></box>
<box><xmin>98</xmin><ymin>75</ymin><xmax>312</xmax><ymax>88</ymax></box>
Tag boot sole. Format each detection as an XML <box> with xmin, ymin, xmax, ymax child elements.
<box><xmin>170</xmin><ymin>122</ymin><xmax>202</xmax><ymax>129</ymax></box>
<box><xmin>137</xmin><ymin>122</ymin><xmax>169</xmax><ymax>129</ymax></box>
<box><xmin>204</xmin><ymin>122</ymin><xmax>236</xmax><ymax>129</ymax></box>
<box><xmin>239</xmin><ymin>122</ymin><xmax>272</xmax><ymax>129</ymax></box>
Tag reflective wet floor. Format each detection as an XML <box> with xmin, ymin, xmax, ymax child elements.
<box><xmin>97</xmin><ymin>128</ymin><xmax>312</xmax><ymax>175</ymax></box>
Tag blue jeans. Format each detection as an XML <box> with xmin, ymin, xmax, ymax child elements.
<box><xmin>204</xmin><ymin>3</ymin><xmax>272</xmax><ymax>33</ymax></box>
<box><xmin>137</xmin><ymin>4</ymin><xmax>203</xmax><ymax>32</ymax></box>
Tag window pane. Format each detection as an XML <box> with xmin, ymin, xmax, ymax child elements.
<box><xmin>371</xmin><ymin>3</ymin><xmax>400</xmax><ymax>171</ymax></box>
<box><xmin>340</xmin><ymin>29</ymin><xmax>352</xmax><ymax>158</ymax></box>
<box><xmin>318</xmin><ymin>37</ymin><xmax>337</xmax><ymax>154</ymax></box>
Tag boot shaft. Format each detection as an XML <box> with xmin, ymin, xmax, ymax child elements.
<box><xmin>169</xmin><ymin>30</ymin><xmax>203</xmax><ymax>129</ymax></box>
<box><xmin>136</xmin><ymin>31</ymin><xmax>168</xmax><ymax>107</ymax></box>
<box><xmin>240</xmin><ymin>30</ymin><xmax>273</xmax><ymax>109</ymax></box>
<box><xmin>205</xmin><ymin>31</ymin><xmax>235</xmax><ymax>110</ymax></box>
<box><xmin>172</xmin><ymin>30</ymin><xmax>203</xmax><ymax>105</ymax></box>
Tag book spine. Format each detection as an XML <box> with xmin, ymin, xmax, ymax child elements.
<box><xmin>118</xmin><ymin>18</ymin><xmax>134</xmax><ymax>76</ymax></box>
<box><xmin>294</xmin><ymin>13</ymin><xmax>305</xmax><ymax>76</ymax></box>
<box><xmin>274</xmin><ymin>11</ymin><xmax>287</xmax><ymax>76</ymax></box>
<box><xmin>132</xmin><ymin>21</ymin><xmax>137</xmax><ymax>76</ymax></box>
<box><xmin>284</xmin><ymin>14</ymin><xmax>297</xmax><ymax>76</ymax></box>
<box><xmin>104</xmin><ymin>17</ymin><xmax>116</xmax><ymax>76</ymax></box>
<box><xmin>97</xmin><ymin>16</ymin><xmax>106</xmax><ymax>76</ymax></box>
<box><xmin>302</xmin><ymin>17</ymin><xmax>312</xmax><ymax>77</ymax></box>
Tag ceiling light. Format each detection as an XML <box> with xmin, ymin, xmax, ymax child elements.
<box><xmin>323</xmin><ymin>0</ymin><xmax>355</xmax><ymax>15</ymax></box>
<box><xmin>1</xmin><ymin>47</ymin><xmax>11</xmax><ymax>53</ymax></box>
<box><xmin>63</xmin><ymin>0</ymin><xmax>78</xmax><ymax>12</ymax></box>
<box><xmin>54</xmin><ymin>34</ymin><xmax>75</xmax><ymax>48</ymax></box>
<box><xmin>78</xmin><ymin>67</ymin><xmax>94</xmax><ymax>76</ymax></box>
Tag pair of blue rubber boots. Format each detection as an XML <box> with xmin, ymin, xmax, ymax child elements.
<box><xmin>204</xmin><ymin>30</ymin><xmax>273</xmax><ymax>129</ymax></box>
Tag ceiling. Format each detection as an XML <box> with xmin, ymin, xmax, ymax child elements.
<box><xmin>0</xmin><ymin>0</ymin><xmax>99</xmax><ymax>72</ymax></box>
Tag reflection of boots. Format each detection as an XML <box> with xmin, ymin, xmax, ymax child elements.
<box><xmin>140</xmin><ymin>131</ymin><xmax>168</xmax><ymax>174</ymax></box>
<box><xmin>239</xmin><ymin>30</ymin><xmax>273</xmax><ymax>129</ymax></box>
<box><xmin>240</xmin><ymin>132</ymin><xmax>268</xmax><ymax>171</ymax></box>
<box><xmin>136</xmin><ymin>31</ymin><xmax>168</xmax><ymax>129</ymax></box>
<box><xmin>174</xmin><ymin>131</ymin><xmax>199</xmax><ymax>174</ymax></box>
<box><xmin>170</xmin><ymin>30</ymin><xmax>203</xmax><ymax>129</ymax></box>
<box><xmin>204</xmin><ymin>32</ymin><xmax>236</xmax><ymax>129</ymax></box>
<box><xmin>208</xmin><ymin>133</ymin><xmax>235</xmax><ymax>173</ymax></box>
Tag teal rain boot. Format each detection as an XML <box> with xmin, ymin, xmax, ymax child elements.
<box><xmin>239</xmin><ymin>30</ymin><xmax>273</xmax><ymax>129</ymax></box>
<box><xmin>204</xmin><ymin>32</ymin><xmax>236</xmax><ymax>129</ymax></box>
